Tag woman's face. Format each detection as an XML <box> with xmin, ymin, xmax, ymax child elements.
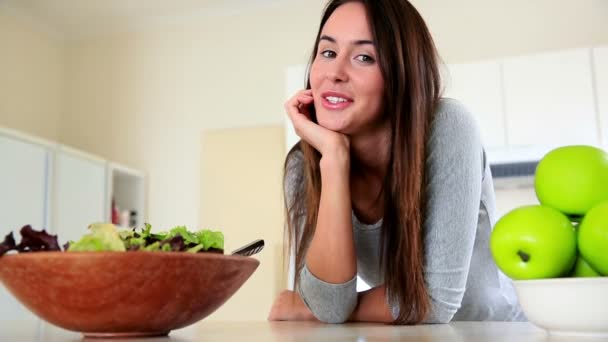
<box><xmin>310</xmin><ymin>2</ymin><xmax>385</xmax><ymax>136</ymax></box>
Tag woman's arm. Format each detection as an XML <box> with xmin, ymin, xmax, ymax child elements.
<box><xmin>389</xmin><ymin>99</ymin><xmax>484</xmax><ymax>324</ymax></box>
<box><xmin>296</xmin><ymin>141</ymin><xmax>359</xmax><ymax>324</ymax></box>
<box><xmin>279</xmin><ymin>89</ymin><xmax>359</xmax><ymax>323</ymax></box>
<box><xmin>267</xmin><ymin>285</ymin><xmax>394</xmax><ymax>323</ymax></box>
<box><xmin>349</xmin><ymin>285</ymin><xmax>394</xmax><ymax>322</ymax></box>
<box><xmin>306</xmin><ymin>147</ymin><xmax>356</xmax><ymax>283</ymax></box>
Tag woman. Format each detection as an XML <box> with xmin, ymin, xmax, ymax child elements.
<box><xmin>268</xmin><ymin>0</ymin><xmax>525</xmax><ymax>324</ymax></box>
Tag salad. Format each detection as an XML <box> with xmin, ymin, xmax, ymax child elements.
<box><xmin>0</xmin><ymin>223</ymin><xmax>224</xmax><ymax>256</ymax></box>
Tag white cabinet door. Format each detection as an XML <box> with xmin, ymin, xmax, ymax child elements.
<box><xmin>503</xmin><ymin>48</ymin><xmax>598</xmax><ymax>147</ymax></box>
<box><xmin>51</xmin><ymin>148</ymin><xmax>107</xmax><ymax>244</ymax></box>
<box><xmin>443</xmin><ymin>60</ymin><xmax>506</xmax><ymax>148</ymax></box>
<box><xmin>0</xmin><ymin>135</ymin><xmax>47</xmax><ymax>325</ymax></box>
<box><xmin>0</xmin><ymin>136</ymin><xmax>48</xmax><ymax>234</ymax></box>
<box><xmin>593</xmin><ymin>47</ymin><xmax>608</xmax><ymax>148</ymax></box>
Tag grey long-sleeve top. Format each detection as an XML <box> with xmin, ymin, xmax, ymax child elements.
<box><xmin>285</xmin><ymin>98</ymin><xmax>526</xmax><ymax>324</ymax></box>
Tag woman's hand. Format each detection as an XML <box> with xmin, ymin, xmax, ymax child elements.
<box><xmin>267</xmin><ymin>290</ymin><xmax>317</xmax><ymax>321</ymax></box>
<box><xmin>285</xmin><ymin>89</ymin><xmax>350</xmax><ymax>165</ymax></box>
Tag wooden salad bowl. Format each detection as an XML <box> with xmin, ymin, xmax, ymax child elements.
<box><xmin>0</xmin><ymin>251</ymin><xmax>259</xmax><ymax>337</ymax></box>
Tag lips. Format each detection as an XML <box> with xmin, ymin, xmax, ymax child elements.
<box><xmin>320</xmin><ymin>91</ymin><xmax>353</xmax><ymax>110</ymax></box>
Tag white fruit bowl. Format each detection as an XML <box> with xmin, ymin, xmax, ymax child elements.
<box><xmin>513</xmin><ymin>277</ymin><xmax>608</xmax><ymax>336</ymax></box>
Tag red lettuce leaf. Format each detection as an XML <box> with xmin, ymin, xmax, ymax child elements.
<box><xmin>16</xmin><ymin>225</ymin><xmax>61</xmax><ymax>252</ymax></box>
<box><xmin>161</xmin><ymin>235</ymin><xmax>185</xmax><ymax>251</ymax></box>
<box><xmin>0</xmin><ymin>232</ymin><xmax>17</xmax><ymax>256</ymax></box>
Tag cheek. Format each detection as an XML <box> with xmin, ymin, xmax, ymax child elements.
<box><xmin>371</xmin><ymin>75</ymin><xmax>385</xmax><ymax>109</ymax></box>
<box><xmin>309</xmin><ymin>61</ymin><xmax>322</xmax><ymax>91</ymax></box>
<box><xmin>368</xmin><ymin>74</ymin><xmax>384</xmax><ymax>100</ymax></box>
<box><xmin>360</xmin><ymin>77</ymin><xmax>385</xmax><ymax>115</ymax></box>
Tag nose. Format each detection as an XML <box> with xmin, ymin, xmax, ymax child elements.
<box><xmin>326</xmin><ymin>55</ymin><xmax>349</xmax><ymax>83</ymax></box>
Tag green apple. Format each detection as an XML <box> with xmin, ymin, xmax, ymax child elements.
<box><xmin>570</xmin><ymin>255</ymin><xmax>601</xmax><ymax>277</ymax></box>
<box><xmin>577</xmin><ymin>201</ymin><xmax>608</xmax><ymax>275</ymax></box>
<box><xmin>490</xmin><ymin>205</ymin><xmax>577</xmax><ymax>280</ymax></box>
<box><xmin>535</xmin><ymin>145</ymin><xmax>608</xmax><ymax>216</ymax></box>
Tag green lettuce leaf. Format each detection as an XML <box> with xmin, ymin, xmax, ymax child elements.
<box><xmin>166</xmin><ymin>226</ymin><xmax>199</xmax><ymax>245</ymax></box>
<box><xmin>196</xmin><ymin>230</ymin><xmax>224</xmax><ymax>250</ymax></box>
<box><xmin>68</xmin><ymin>223</ymin><xmax>126</xmax><ymax>252</ymax></box>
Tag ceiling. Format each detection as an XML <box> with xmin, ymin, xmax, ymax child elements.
<box><xmin>0</xmin><ymin>0</ymin><xmax>299</xmax><ymax>39</ymax></box>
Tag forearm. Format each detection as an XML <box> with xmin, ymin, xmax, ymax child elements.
<box><xmin>285</xmin><ymin>284</ymin><xmax>394</xmax><ymax>324</ymax></box>
<box><xmin>305</xmin><ymin>153</ymin><xmax>356</xmax><ymax>283</ymax></box>
<box><xmin>349</xmin><ymin>285</ymin><xmax>394</xmax><ymax>323</ymax></box>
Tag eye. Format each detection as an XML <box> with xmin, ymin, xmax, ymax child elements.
<box><xmin>320</xmin><ymin>50</ymin><xmax>336</xmax><ymax>58</ymax></box>
<box><xmin>355</xmin><ymin>54</ymin><xmax>375</xmax><ymax>63</ymax></box>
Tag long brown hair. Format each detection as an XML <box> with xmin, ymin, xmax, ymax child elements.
<box><xmin>284</xmin><ymin>0</ymin><xmax>442</xmax><ymax>324</ymax></box>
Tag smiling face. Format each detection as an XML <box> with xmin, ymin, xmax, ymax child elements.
<box><xmin>309</xmin><ymin>2</ymin><xmax>385</xmax><ymax>136</ymax></box>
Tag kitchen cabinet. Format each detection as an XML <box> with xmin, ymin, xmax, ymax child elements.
<box><xmin>442</xmin><ymin>60</ymin><xmax>506</xmax><ymax>148</ymax></box>
<box><xmin>502</xmin><ymin>48</ymin><xmax>598</xmax><ymax>147</ymax></box>
<box><xmin>107</xmin><ymin>163</ymin><xmax>145</xmax><ymax>229</ymax></box>
<box><xmin>0</xmin><ymin>127</ymin><xmax>145</xmax><ymax>326</ymax></box>
<box><xmin>51</xmin><ymin>146</ymin><xmax>107</xmax><ymax>244</ymax></box>
<box><xmin>593</xmin><ymin>47</ymin><xmax>608</xmax><ymax>148</ymax></box>
<box><xmin>0</xmin><ymin>131</ymin><xmax>50</xmax><ymax>236</ymax></box>
<box><xmin>0</xmin><ymin>130</ymin><xmax>49</xmax><ymax>327</ymax></box>
<box><xmin>0</xmin><ymin>128</ymin><xmax>145</xmax><ymax>242</ymax></box>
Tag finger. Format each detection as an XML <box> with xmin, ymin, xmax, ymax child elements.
<box><xmin>285</xmin><ymin>89</ymin><xmax>313</xmax><ymax>113</ymax></box>
<box><xmin>285</xmin><ymin>94</ymin><xmax>314</xmax><ymax>121</ymax></box>
<box><xmin>296</xmin><ymin>96</ymin><xmax>314</xmax><ymax>118</ymax></box>
<box><xmin>291</xmin><ymin>115</ymin><xmax>328</xmax><ymax>151</ymax></box>
<box><xmin>286</xmin><ymin>92</ymin><xmax>313</xmax><ymax>110</ymax></box>
<box><xmin>283</xmin><ymin>90</ymin><xmax>328</xmax><ymax>151</ymax></box>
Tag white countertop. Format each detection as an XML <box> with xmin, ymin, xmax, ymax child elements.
<box><xmin>3</xmin><ymin>320</ymin><xmax>608</xmax><ymax>342</ymax></box>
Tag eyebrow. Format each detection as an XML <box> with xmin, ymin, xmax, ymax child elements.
<box><xmin>319</xmin><ymin>34</ymin><xmax>374</xmax><ymax>46</ymax></box>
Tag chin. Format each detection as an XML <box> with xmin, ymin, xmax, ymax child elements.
<box><xmin>317</xmin><ymin>113</ymin><xmax>350</xmax><ymax>133</ymax></box>
<box><xmin>318</xmin><ymin>119</ymin><xmax>349</xmax><ymax>133</ymax></box>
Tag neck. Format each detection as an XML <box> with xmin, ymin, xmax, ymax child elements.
<box><xmin>349</xmin><ymin>119</ymin><xmax>391</xmax><ymax>181</ymax></box>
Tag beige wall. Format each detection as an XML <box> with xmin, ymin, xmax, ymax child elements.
<box><xmin>60</xmin><ymin>1</ymin><xmax>324</xmax><ymax>229</ymax></box>
<box><xmin>0</xmin><ymin>10</ymin><xmax>64</xmax><ymax>142</ymax></box>
<box><xmin>200</xmin><ymin>126</ymin><xmax>285</xmax><ymax>321</ymax></box>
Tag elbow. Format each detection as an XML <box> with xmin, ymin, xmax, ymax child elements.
<box><xmin>298</xmin><ymin>265</ymin><xmax>358</xmax><ymax>323</ymax></box>
<box><xmin>426</xmin><ymin>311</ymin><xmax>455</xmax><ymax>324</ymax></box>
<box><xmin>301</xmin><ymin>289</ymin><xmax>357</xmax><ymax>323</ymax></box>
<box><xmin>312</xmin><ymin>302</ymin><xmax>357</xmax><ymax>324</ymax></box>
<box><xmin>423</xmin><ymin>306</ymin><xmax>457</xmax><ymax>324</ymax></box>
<box><xmin>421</xmin><ymin>288</ymin><xmax>463</xmax><ymax>324</ymax></box>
